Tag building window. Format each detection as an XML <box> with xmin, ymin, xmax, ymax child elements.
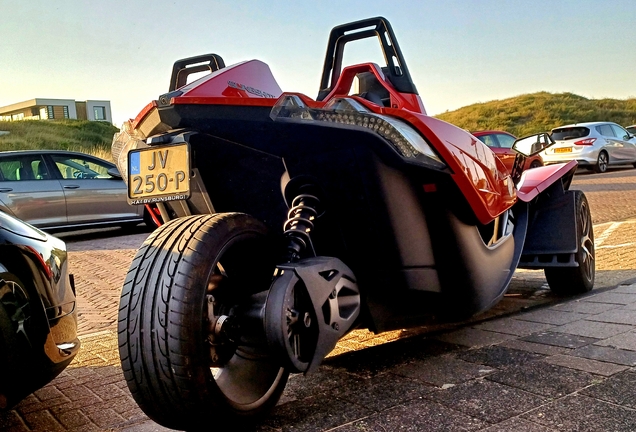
<box><xmin>93</xmin><ymin>106</ymin><xmax>106</xmax><ymax>120</ymax></box>
<box><xmin>47</xmin><ymin>106</ymin><xmax>54</xmax><ymax>119</ymax></box>
<box><xmin>63</xmin><ymin>106</ymin><xmax>69</xmax><ymax>119</ymax></box>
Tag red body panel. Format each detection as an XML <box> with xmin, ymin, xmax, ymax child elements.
<box><xmin>516</xmin><ymin>160</ymin><xmax>578</xmax><ymax>202</ymax></box>
<box><xmin>132</xmin><ymin>61</ymin><xmax>563</xmax><ymax>225</ymax></box>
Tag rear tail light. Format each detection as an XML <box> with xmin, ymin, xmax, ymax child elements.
<box><xmin>574</xmin><ymin>138</ymin><xmax>596</xmax><ymax>146</ymax></box>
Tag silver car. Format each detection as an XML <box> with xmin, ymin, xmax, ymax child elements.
<box><xmin>0</xmin><ymin>150</ymin><xmax>145</xmax><ymax>231</ymax></box>
<box><xmin>541</xmin><ymin>121</ymin><xmax>636</xmax><ymax>173</ymax></box>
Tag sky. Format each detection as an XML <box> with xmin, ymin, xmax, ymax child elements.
<box><xmin>1</xmin><ymin>0</ymin><xmax>635</xmax><ymax>127</ymax></box>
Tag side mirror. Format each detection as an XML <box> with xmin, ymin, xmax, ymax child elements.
<box><xmin>107</xmin><ymin>167</ymin><xmax>122</xmax><ymax>178</ymax></box>
<box><xmin>513</xmin><ymin>132</ymin><xmax>554</xmax><ymax>157</ymax></box>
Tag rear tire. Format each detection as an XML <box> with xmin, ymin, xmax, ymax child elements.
<box><xmin>118</xmin><ymin>213</ymin><xmax>288</xmax><ymax>430</ymax></box>
<box><xmin>544</xmin><ymin>191</ymin><xmax>595</xmax><ymax>295</ymax></box>
<box><xmin>593</xmin><ymin>151</ymin><xmax>608</xmax><ymax>173</ymax></box>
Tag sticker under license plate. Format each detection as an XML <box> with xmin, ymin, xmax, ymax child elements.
<box><xmin>128</xmin><ymin>143</ymin><xmax>191</xmax><ymax>204</ymax></box>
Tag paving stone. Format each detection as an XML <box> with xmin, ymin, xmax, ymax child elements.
<box><xmin>499</xmin><ymin>339</ymin><xmax>573</xmax><ymax>356</ymax></box>
<box><xmin>84</xmin><ymin>407</ymin><xmax>126</xmax><ymax>428</ymax></box>
<box><xmin>480</xmin><ymin>417</ymin><xmax>556</xmax><ymax>432</ymax></box>
<box><xmin>585</xmin><ymin>308</ymin><xmax>636</xmax><ymax>325</ymax></box>
<box><xmin>434</xmin><ymin>328</ymin><xmax>517</xmax><ymax>347</ymax></box>
<box><xmin>612</xmin><ymin>284</ymin><xmax>636</xmax><ymax>294</ymax></box>
<box><xmin>521</xmin><ymin>331</ymin><xmax>600</xmax><ymax>349</ymax></box>
<box><xmin>583</xmin><ymin>292</ymin><xmax>636</xmax><ymax>305</ymax></box>
<box><xmin>580</xmin><ymin>371</ymin><xmax>636</xmax><ymax>409</ymax></box>
<box><xmin>263</xmin><ymin>393</ymin><xmax>372</xmax><ymax>432</ymax></box>
<box><xmin>329</xmin><ymin>398</ymin><xmax>487</xmax><ymax>432</ymax></box>
<box><xmin>544</xmin><ymin>354</ymin><xmax>628</xmax><ymax>376</ymax></box>
<box><xmin>425</xmin><ymin>379</ymin><xmax>547</xmax><ymax>423</ymax></box>
<box><xmin>487</xmin><ymin>361</ymin><xmax>597</xmax><ymax>397</ymax></box>
<box><xmin>472</xmin><ymin>317</ymin><xmax>554</xmax><ymax>336</ymax></box>
<box><xmin>595</xmin><ymin>330</ymin><xmax>636</xmax><ymax>351</ymax></box>
<box><xmin>279</xmin><ymin>366</ymin><xmax>363</xmax><ymax>402</ymax></box>
<box><xmin>329</xmin><ymin>372</ymin><xmax>435</xmax><ymax>412</ymax></box>
<box><xmin>0</xmin><ymin>411</ymin><xmax>28</xmax><ymax>432</ymax></box>
<box><xmin>551</xmin><ymin>320</ymin><xmax>634</xmax><ymax>339</ymax></box>
<box><xmin>392</xmin><ymin>355</ymin><xmax>495</xmax><ymax>387</ymax></box>
<box><xmin>550</xmin><ymin>300</ymin><xmax>618</xmax><ymax>314</ymax></box>
<box><xmin>516</xmin><ymin>309</ymin><xmax>586</xmax><ymax>325</ymax></box>
<box><xmin>55</xmin><ymin>409</ymin><xmax>93</xmax><ymax>429</ymax></box>
<box><xmin>456</xmin><ymin>345</ymin><xmax>546</xmax><ymax>369</ymax></box>
<box><xmin>325</xmin><ymin>337</ymin><xmax>461</xmax><ymax>378</ymax></box>
<box><xmin>23</xmin><ymin>410</ymin><xmax>66</xmax><ymax>432</ymax></box>
<box><xmin>523</xmin><ymin>393</ymin><xmax>636</xmax><ymax>431</ymax></box>
<box><xmin>573</xmin><ymin>344</ymin><xmax>636</xmax><ymax>366</ymax></box>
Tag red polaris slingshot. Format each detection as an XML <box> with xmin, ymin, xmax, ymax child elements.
<box><xmin>112</xmin><ymin>17</ymin><xmax>594</xmax><ymax>430</ymax></box>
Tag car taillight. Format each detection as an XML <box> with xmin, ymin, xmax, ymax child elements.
<box><xmin>574</xmin><ymin>138</ymin><xmax>596</xmax><ymax>145</ymax></box>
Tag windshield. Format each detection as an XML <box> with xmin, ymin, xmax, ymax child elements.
<box><xmin>551</xmin><ymin>127</ymin><xmax>590</xmax><ymax>141</ymax></box>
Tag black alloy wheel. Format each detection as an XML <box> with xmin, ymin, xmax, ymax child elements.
<box><xmin>544</xmin><ymin>191</ymin><xmax>595</xmax><ymax>294</ymax></box>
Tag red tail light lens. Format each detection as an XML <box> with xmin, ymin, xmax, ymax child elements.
<box><xmin>574</xmin><ymin>138</ymin><xmax>596</xmax><ymax>145</ymax></box>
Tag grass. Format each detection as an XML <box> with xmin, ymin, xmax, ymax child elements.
<box><xmin>2</xmin><ymin>93</ymin><xmax>635</xmax><ymax>159</ymax></box>
<box><xmin>435</xmin><ymin>92</ymin><xmax>636</xmax><ymax>137</ymax></box>
<box><xmin>0</xmin><ymin>119</ymin><xmax>118</xmax><ymax>161</ymax></box>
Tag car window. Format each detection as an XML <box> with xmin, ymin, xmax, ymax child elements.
<box><xmin>0</xmin><ymin>155</ymin><xmax>49</xmax><ymax>181</ymax></box>
<box><xmin>476</xmin><ymin>134</ymin><xmax>499</xmax><ymax>148</ymax></box>
<box><xmin>627</xmin><ymin>126</ymin><xmax>636</xmax><ymax>135</ymax></box>
<box><xmin>50</xmin><ymin>154</ymin><xmax>112</xmax><ymax>180</ymax></box>
<box><xmin>596</xmin><ymin>124</ymin><xmax>616</xmax><ymax>137</ymax></box>
<box><xmin>496</xmin><ymin>134</ymin><xmax>515</xmax><ymax>149</ymax></box>
<box><xmin>610</xmin><ymin>124</ymin><xmax>629</xmax><ymax>140</ymax></box>
<box><xmin>551</xmin><ymin>127</ymin><xmax>590</xmax><ymax>140</ymax></box>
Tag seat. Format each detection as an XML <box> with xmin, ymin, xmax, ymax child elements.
<box><xmin>356</xmin><ymin>72</ymin><xmax>390</xmax><ymax>107</ymax></box>
<box><xmin>15</xmin><ymin>167</ymin><xmax>32</xmax><ymax>181</ymax></box>
<box><xmin>35</xmin><ymin>162</ymin><xmax>48</xmax><ymax>180</ymax></box>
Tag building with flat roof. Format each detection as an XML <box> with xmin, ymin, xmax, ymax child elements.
<box><xmin>0</xmin><ymin>98</ymin><xmax>112</xmax><ymax>123</ymax></box>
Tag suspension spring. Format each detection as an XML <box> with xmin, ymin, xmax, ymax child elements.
<box><xmin>283</xmin><ymin>194</ymin><xmax>320</xmax><ymax>262</ymax></box>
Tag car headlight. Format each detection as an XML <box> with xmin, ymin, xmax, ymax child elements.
<box><xmin>270</xmin><ymin>95</ymin><xmax>446</xmax><ymax>170</ymax></box>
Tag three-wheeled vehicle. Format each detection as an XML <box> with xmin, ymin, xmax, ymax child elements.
<box><xmin>112</xmin><ymin>17</ymin><xmax>594</xmax><ymax>430</ymax></box>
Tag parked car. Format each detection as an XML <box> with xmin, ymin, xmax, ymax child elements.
<box><xmin>542</xmin><ymin>122</ymin><xmax>636</xmax><ymax>173</ymax></box>
<box><xmin>472</xmin><ymin>130</ymin><xmax>543</xmax><ymax>172</ymax></box>
<box><xmin>0</xmin><ymin>150</ymin><xmax>156</xmax><ymax>231</ymax></box>
<box><xmin>0</xmin><ymin>211</ymin><xmax>80</xmax><ymax>409</ymax></box>
<box><xmin>626</xmin><ymin>125</ymin><xmax>636</xmax><ymax>135</ymax></box>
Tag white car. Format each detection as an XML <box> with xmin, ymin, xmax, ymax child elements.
<box><xmin>541</xmin><ymin>121</ymin><xmax>636</xmax><ymax>173</ymax></box>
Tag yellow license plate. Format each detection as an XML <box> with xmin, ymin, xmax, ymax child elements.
<box><xmin>554</xmin><ymin>147</ymin><xmax>572</xmax><ymax>153</ymax></box>
<box><xmin>128</xmin><ymin>143</ymin><xmax>191</xmax><ymax>204</ymax></box>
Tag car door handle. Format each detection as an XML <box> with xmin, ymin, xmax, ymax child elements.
<box><xmin>63</xmin><ymin>185</ymin><xmax>80</xmax><ymax>189</ymax></box>
<box><xmin>0</xmin><ymin>188</ymin><xmax>12</xmax><ymax>192</ymax></box>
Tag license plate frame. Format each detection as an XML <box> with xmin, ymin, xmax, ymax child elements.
<box><xmin>554</xmin><ymin>147</ymin><xmax>572</xmax><ymax>153</ymax></box>
<box><xmin>127</xmin><ymin>143</ymin><xmax>191</xmax><ymax>204</ymax></box>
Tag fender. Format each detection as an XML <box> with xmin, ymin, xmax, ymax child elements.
<box><xmin>516</xmin><ymin>160</ymin><xmax>578</xmax><ymax>202</ymax></box>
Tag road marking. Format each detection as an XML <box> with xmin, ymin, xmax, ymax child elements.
<box><xmin>595</xmin><ymin>222</ymin><xmax>622</xmax><ymax>247</ymax></box>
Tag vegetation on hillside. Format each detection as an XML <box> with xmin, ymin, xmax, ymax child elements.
<box><xmin>435</xmin><ymin>92</ymin><xmax>636</xmax><ymax>137</ymax></box>
<box><xmin>1</xmin><ymin>93</ymin><xmax>635</xmax><ymax>160</ymax></box>
<box><xmin>0</xmin><ymin>120</ymin><xmax>118</xmax><ymax>161</ymax></box>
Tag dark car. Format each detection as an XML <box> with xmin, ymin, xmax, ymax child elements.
<box><xmin>472</xmin><ymin>130</ymin><xmax>543</xmax><ymax>173</ymax></box>
<box><xmin>0</xmin><ymin>211</ymin><xmax>80</xmax><ymax>410</ymax></box>
<box><xmin>0</xmin><ymin>150</ymin><xmax>156</xmax><ymax>232</ymax></box>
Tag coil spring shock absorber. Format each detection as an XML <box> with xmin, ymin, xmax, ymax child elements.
<box><xmin>283</xmin><ymin>194</ymin><xmax>321</xmax><ymax>262</ymax></box>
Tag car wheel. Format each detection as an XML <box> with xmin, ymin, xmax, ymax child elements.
<box><xmin>593</xmin><ymin>151</ymin><xmax>608</xmax><ymax>173</ymax></box>
<box><xmin>529</xmin><ymin>159</ymin><xmax>542</xmax><ymax>169</ymax></box>
<box><xmin>118</xmin><ymin>213</ymin><xmax>288</xmax><ymax>430</ymax></box>
<box><xmin>544</xmin><ymin>191</ymin><xmax>595</xmax><ymax>295</ymax></box>
<box><xmin>0</xmin><ymin>273</ymin><xmax>34</xmax><ymax>410</ymax></box>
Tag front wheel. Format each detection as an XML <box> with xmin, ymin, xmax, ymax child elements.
<box><xmin>118</xmin><ymin>213</ymin><xmax>288</xmax><ymax>430</ymax></box>
<box><xmin>544</xmin><ymin>191</ymin><xmax>595</xmax><ymax>294</ymax></box>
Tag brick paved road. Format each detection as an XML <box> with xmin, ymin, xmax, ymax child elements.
<box><xmin>2</xmin><ymin>167</ymin><xmax>636</xmax><ymax>431</ymax></box>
